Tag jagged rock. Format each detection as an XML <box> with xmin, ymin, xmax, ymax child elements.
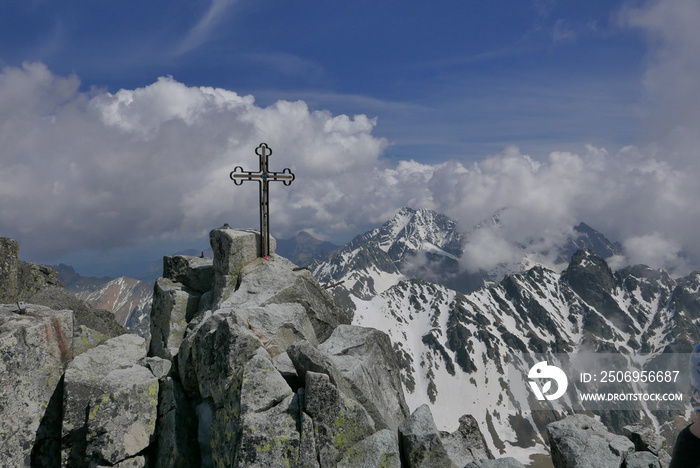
<box><xmin>177</xmin><ymin>313</ymin><xmax>263</xmax><ymax>405</ymax></box>
<box><xmin>233</xmin><ymin>393</ymin><xmax>302</xmax><ymax>467</ymax></box>
<box><xmin>299</xmin><ymin>409</ymin><xmax>321</xmax><ymax>468</ymax></box>
<box><xmin>210</xmin><ymin>228</ymin><xmax>270</xmax><ymax>306</ymax></box>
<box><xmin>208</xmin><ymin>353</ymin><xmax>299</xmax><ymax>466</ymax></box>
<box><xmin>0</xmin><ymin>304</ymin><xmax>73</xmax><ymax>467</ymax></box>
<box><xmin>239</xmin><ymin>353</ymin><xmax>294</xmax><ymax>413</ymax></box>
<box><xmin>74</xmin><ymin>324</ymin><xmax>110</xmax><ymax>355</ymax></box>
<box><xmin>337</xmin><ymin>429</ymin><xmax>402</xmax><ymax>468</ymax></box>
<box><xmin>398</xmin><ymin>404</ymin><xmax>452</xmax><ymax>468</ymax></box>
<box><xmin>623</xmin><ymin>424</ymin><xmax>667</xmax><ymax>456</ymax></box>
<box><xmin>155</xmin><ymin>377</ymin><xmax>199</xmax><ymax>468</ymax></box>
<box><xmin>547</xmin><ymin>414</ymin><xmax>634</xmax><ymax>468</ymax></box>
<box><xmin>141</xmin><ymin>356</ymin><xmax>172</xmax><ymax>379</ymax></box>
<box><xmin>232</xmin><ymin>303</ymin><xmax>320</xmax><ymax>357</ymax></box>
<box><xmin>29</xmin><ymin>285</ymin><xmax>126</xmax><ymax>341</ymax></box>
<box><xmin>208</xmin><ymin>232</ymin><xmax>351</xmax><ymax>339</ymax></box>
<box><xmin>149</xmin><ymin>277</ymin><xmax>201</xmax><ymax>359</ymax></box>
<box><xmin>624</xmin><ymin>451</ymin><xmax>663</xmax><ymax>468</ymax></box>
<box><xmin>62</xmin><ymin>334</ymin><xmax>158</xmax><ymax>467</ymax></box>
<box><xmin>464</xmin><ymin>458</ymin><xmax>526</xmax><ymax>467</ymax></box>
<box><xmin>304</xmin><ymin>371</ymin><xmax>377</xmax><ymax>467</ymax></box>
<box><xmin>163</xmin><ymin>254</ymin><xmax>214</xmax><ymax>293</ymax></box>
<box><xmin>0</xmin><ymin>237</ymin><xmax>124</xmax><ymax>343</ymax></box>
<box><xmin>272</xmin><ymin>351</ymin><xmax>299</xmax><ymax>384</ymax></box>
<box><xmin>263</xmin><ymin>268</ymin><xmax>353</xmax><ymax>341</ymax></box>
<box><xmin>287</xmin><ymin>339</ymin><xmax>341</xmax><ymax>384</ymax></box>
<box><xmin>442</xmin><ymin>414</ymin><xmax>493</xmax><ymax>466</ymax></box>
<box><xmin>319</xmin><ymin>324</ymin><xmax>409</xmax><ymax>432</ymax></box>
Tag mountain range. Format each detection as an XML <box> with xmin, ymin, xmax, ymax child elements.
<box><xmin>53</xmin><ymin>207</ymin><xmax>699</xmax><ymax>465</ymax></box>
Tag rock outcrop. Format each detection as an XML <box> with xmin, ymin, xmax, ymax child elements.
<box><xmin>0</xmin><ymin>236</ymin><xmax>125</xmax><ymax>345</ymax></box>
<box><xmin>62</xmin><ymin>334</ymin><xmax>160</xmax><ymax>467</ymax></box>
<box><xmin>147</xmin><ymin>227</ymin><xmax>500</xmax><ymax>467</ymax></box>
<box><xmin>0</xmin><ymin>303</ymin><xmax>73</xmax><ymax>467</ymax></box>
<box><xmin>547</xmin><ymin>414</ymin><xmax>669</xmax><ymax>468</ymax></box>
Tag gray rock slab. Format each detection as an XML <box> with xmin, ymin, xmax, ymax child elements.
<box><xmin>61</xmin><ymin>334</ymin><xmax>157</xmax><ymax>466</ymax></box>
<box><xmin>262</xmin><ymin>269</ymin><xmax>353</xmax><ymax>342</ymax></box>
<box><xmin>304</xmin><ymin>371</ymin><xmax>376</xmax><ymax>468</ymax></box>
<box><xmin>74</xmin><ymin>324</ymin><xmax>110</xmax><ymax>356</ymax></box>
<box><xmin>212</xmin><ymin>251</ymin><xmax>351</xmax><ymax>342</ymax></box>
<box><xmin>398</xmin><ymin>404</ymin><xmax>452</xmax><ymax>468</ymax></box>
<box><xmin>149</xmin><ymin>278</ymin><xmax>201</xmax><ymax>360</ymax></box>
<box><xmin>0</xmin><ymin>305</ymin><xmax>73</xmax><ymax>467</ymax></box>
<box><xmin>234</xmin><ymin>303</ymin><xmax>319</xmax><ymax>356</ymax></box>
<box><xmin>177</xmin><ymin>313</ymin><xmax>264</xmax><ymax>404</ymax></box>
<box><xmin>84</xmin><ymin>365</ymin><xmax>159</xmax><ymax>465</ymax></box>
<box><xmin>299</xmin><ymin>410</ymin><xmax>321</xmax><ymax>468</ymax></box>
<box><xmin>337</xmin><ymin>429</ymin><xmax>402</xmax><ymax>468</ymax></box>
<box><xmin>140</xmin><ymin>356</ymin><xmax>172</xmax><ymax>379</ymax></box>
<box><xmin>623</xmin><ymin>424</ymin><xmax>668</xmax><ymax>456</ymax></box>
<box><xmin>239</xmin><ymin>353</ymin><xmax>293</xmax><ymax>414</ymax></box>
<box><xmin>442</xmin><ymin>413</ymin><xmax>493</xmax><ymax>467</ymax></box>
<box><xmin>210</xmin><ymin>228</ymin><xmax>270</xmax><ymax>306</ymax></box>
<box><xmin>319</xmin><ymin>325</ymin><xmax>409</xmax><ymax>432</ymax></box>
<box><xmin>547</xmin><ymin>414</ymin><xmax>634</xmax><ymax>468</ymax></box>
<box><xmin>625</xmin><ymin>450</ymin><xmax>663</xmax><ymax>468</ymax></box>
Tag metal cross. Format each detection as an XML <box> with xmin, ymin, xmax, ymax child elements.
<box><xmin>229</xmin><ymin>143</ymin><xmax>295</xmax><ymax>257</ymax></box>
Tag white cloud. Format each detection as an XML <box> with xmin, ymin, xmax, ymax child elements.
<box><xmin>4</xmin><ymin>0</ymin><xmax>700</xmax><ymax>283</ymax></box>
<box><xmin>0</xmin><ymin>63</ymin><xmax>392</xmax><ymax>260</ymax></box>
<box><xmin>623</xmin><ymin>233</ymin><xmax>689</xmax><ymax>273</ymax></box>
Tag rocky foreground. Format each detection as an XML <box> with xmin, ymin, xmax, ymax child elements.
<box><xmin>0</xmin><ymin>231</ymin><xmax>674</xmax><ymax>467</ymax></box>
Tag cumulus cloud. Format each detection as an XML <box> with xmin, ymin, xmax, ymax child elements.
<box><xmin>0</xmin><ymin>62</ymin><xmax>392</xmax><ymax>260</ymax></box>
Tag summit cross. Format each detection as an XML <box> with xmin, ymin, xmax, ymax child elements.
<box><xmin>229</xmin><ymin>143</ymin><xmax>295</xmax><ymax>257</ymax></box>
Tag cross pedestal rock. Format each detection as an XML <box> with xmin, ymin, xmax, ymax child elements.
<box><xmin>229</xmin><ymin>143</ymin><xmax>295</xmax><ymax>257</ymax></box>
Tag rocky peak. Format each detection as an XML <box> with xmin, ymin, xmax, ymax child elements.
<box><xmin>144</xmin><ymin>227</ymin><xmax>508</xmax><ymax>466</ymax></box>
<box><xmin>563</xmin><ymin>249</ymin><xmax>616</xmax><ymax>303</ymax></box>
<box><xmin>570</xmin><ymin>222</ymin><xmax>623</xmax><ymax>258</ymax></box>
<box><xmin>0</xmin><ymin>236</ymin><xmax>62</xmax><ymax>302</ymax></box>
<box><xmin>375</xmin><ymin>207</ymin><xmax>463</xmax><ymax>259</ymax></box>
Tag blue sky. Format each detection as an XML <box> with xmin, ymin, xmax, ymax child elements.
<box><xmin>1</xmin><ymin>0</ymin><xmax>646</xmax><ymax>160</ymax></box>
<box><xmin>2</xmin><ymin>0</ymin><xmax>700</xmax><ymax>277</ymax></box>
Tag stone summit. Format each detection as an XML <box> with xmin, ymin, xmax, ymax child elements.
<box><xmin>0</xmin><ymin>230</ymin><xmax>669</xmax><ymax>467</ymax></box>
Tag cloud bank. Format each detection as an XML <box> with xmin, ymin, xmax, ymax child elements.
<box><xmin>1</xmin><ymin>0</ymin><xmax>699</xmax><ymax>276</ymax></box>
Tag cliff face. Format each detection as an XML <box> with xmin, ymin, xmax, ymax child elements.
<box><xmin>148</xmin><ymin>227</ymin><xmax>412</xmax><ymax>467</ymax></box>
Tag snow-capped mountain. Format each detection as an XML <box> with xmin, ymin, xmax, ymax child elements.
<box><xmin>350</xmin><ymin>249</ymin><xmax>700</xmax><ymax>462</ymax></box>
<box><xmin>312</xmin><ymin>207</ymin><xmax>476</xmax><ymax>304</ymax></box>
<box><xmin>312</xmin><ymin>207</ymin><xmax>623</xmax><ymax>303</ymax></box>
<box><xmin>56</xmin><ymin>264</ymin><xmax>153</xmax><ymax>338</ymax></box>
<box><xmin>310</xmin><ymin>207</ymin><xmax>699</xmax><ymax>463</ymax></box>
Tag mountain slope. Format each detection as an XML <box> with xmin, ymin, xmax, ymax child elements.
<box><xmin>56</xmin><ymin>264</ymin><xmax>153</xmax><ymax>338</ymax></box>
<box><xmin>349</xmin><ymin>248</ymin><xmax>700</xmax><ymax>462</ymax></box>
